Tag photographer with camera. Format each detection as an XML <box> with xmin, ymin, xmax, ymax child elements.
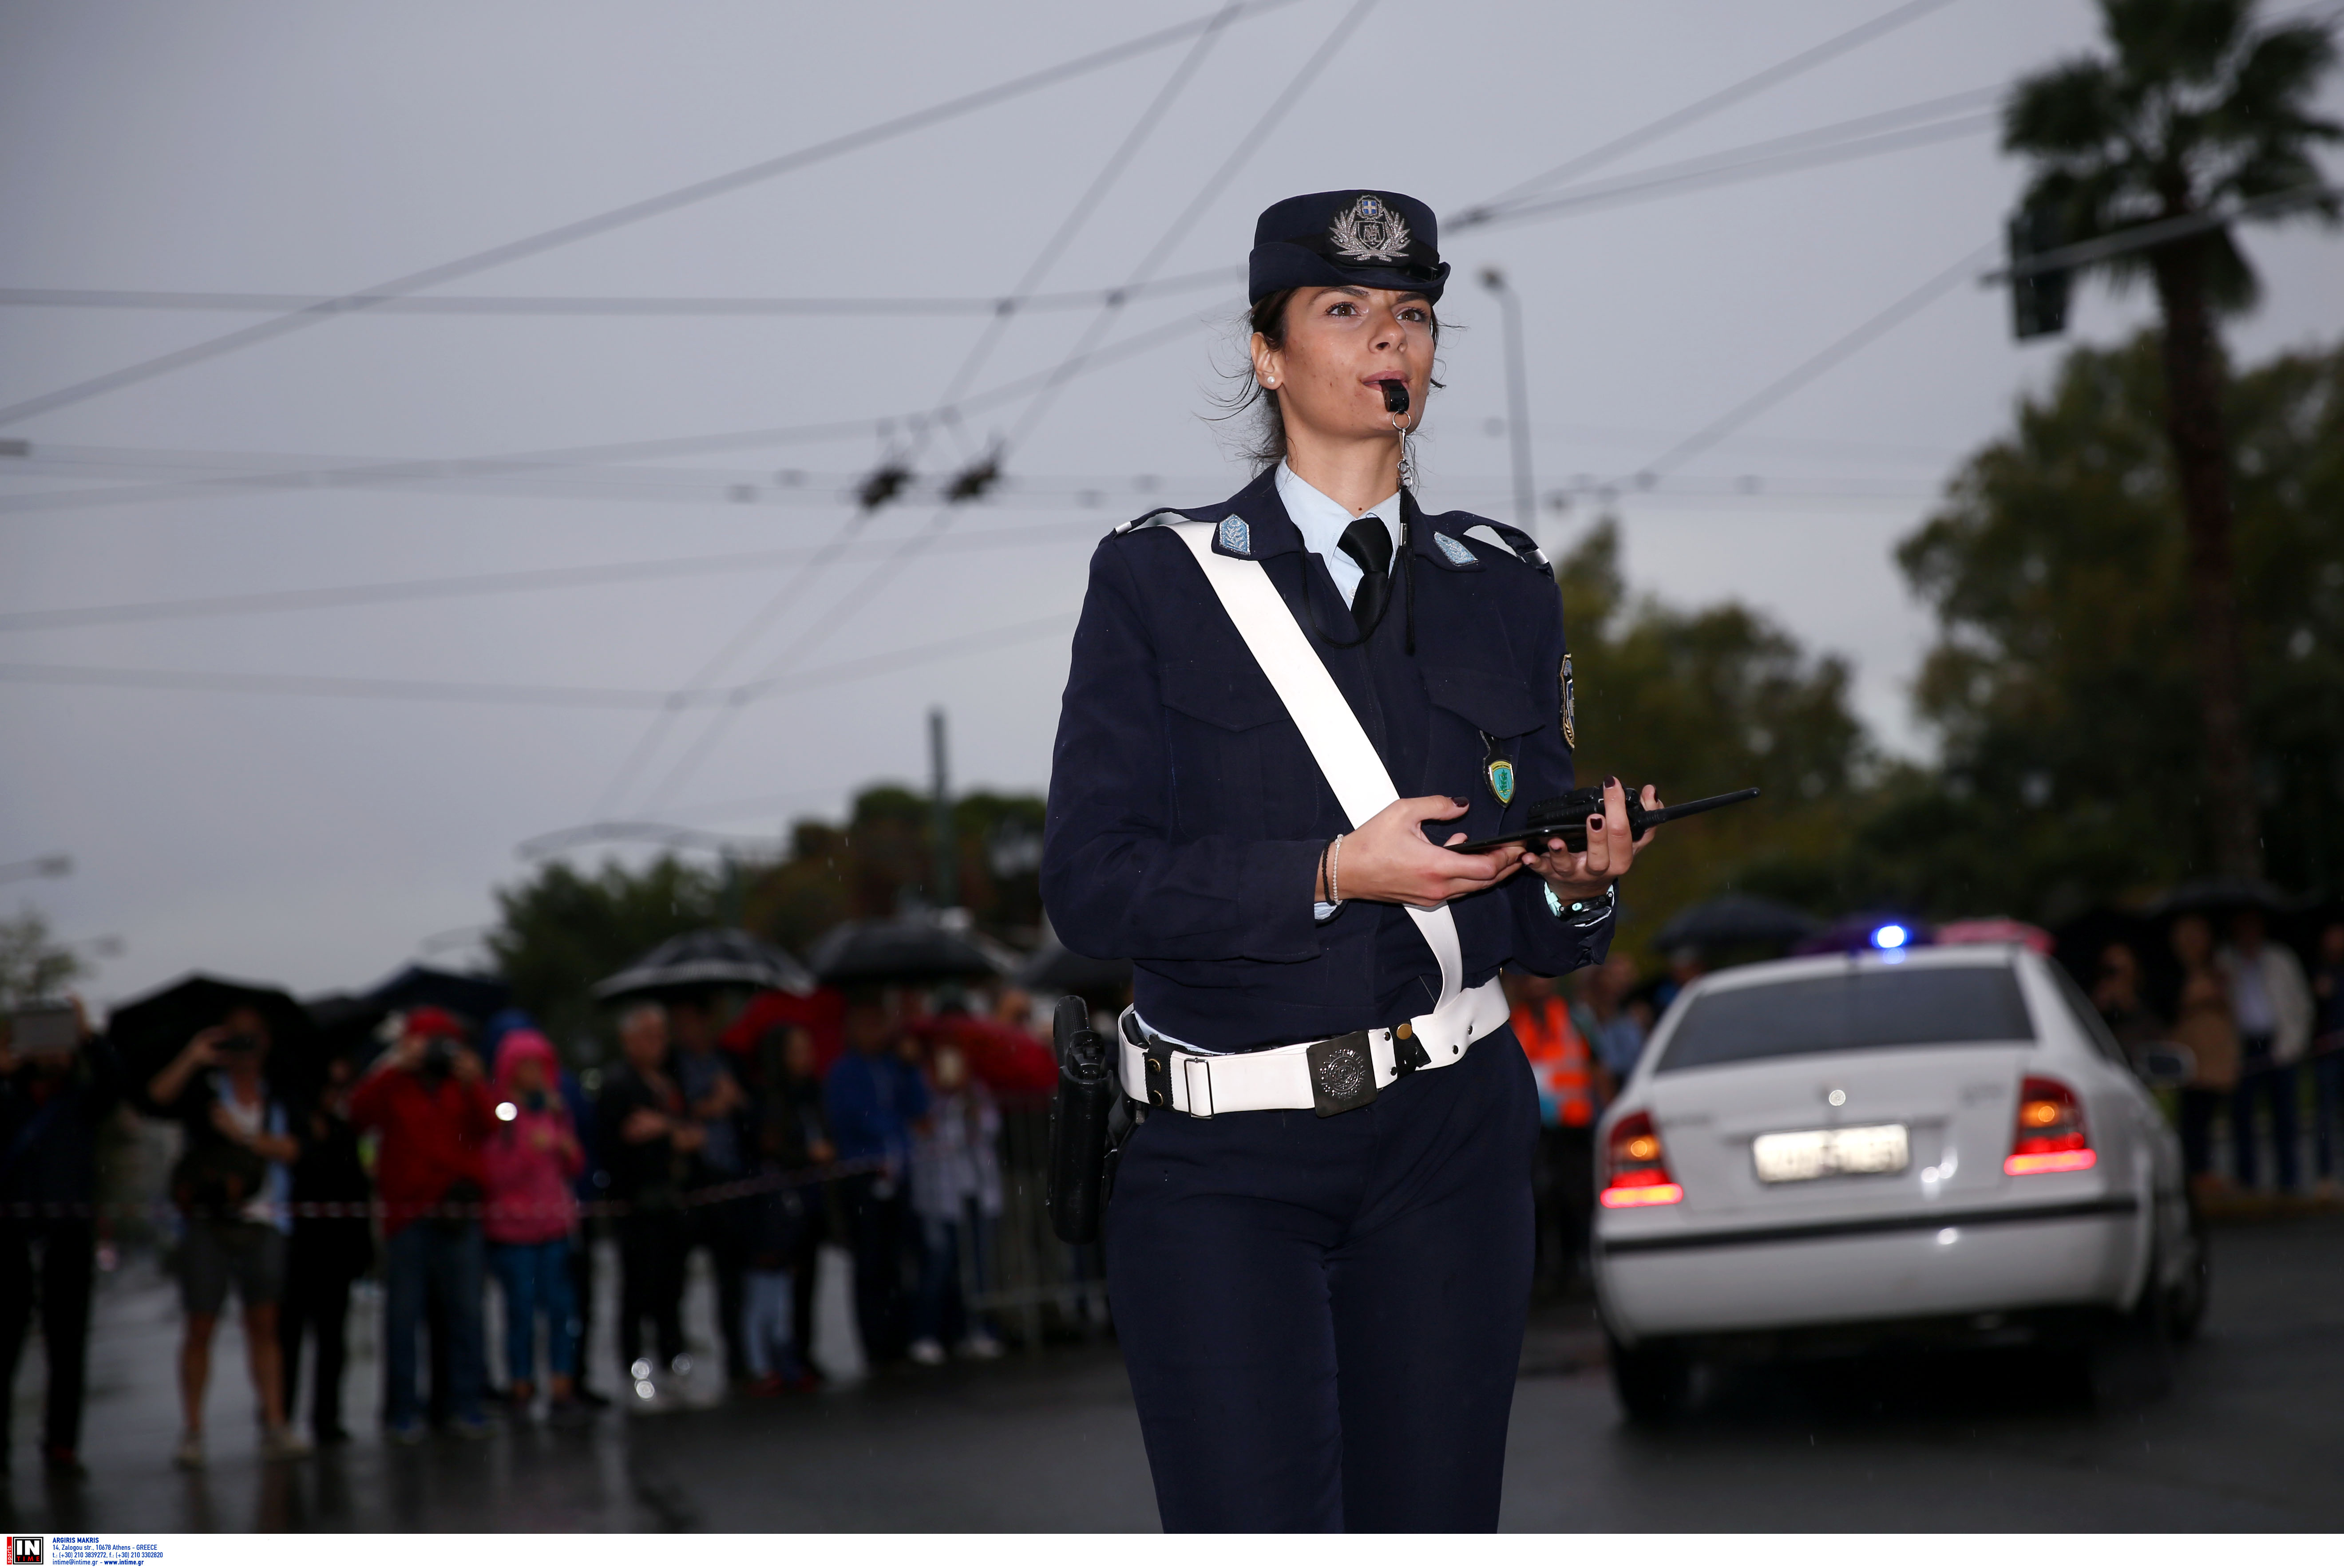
<box><xmin>349</xmin><ymin>1005</ymin><xmax>499</xmax><ymax>1441</ymax></box>
<box><xmin>146</xmin><ymin>1004</ymin><xmax>306</xmax><ymax>1467</ymax></box>
<box><xmin>0</xmin><ymin>996</ymin><xmax>121</xmax><ymax>1476</ymax></box>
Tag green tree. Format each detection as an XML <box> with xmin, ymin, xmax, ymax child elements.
<box><xmin>1872</xmin><ymin>332</ymin><xmax>2344</xmax><ymax>917</ymax></box>
<box><xmin>486</xmin><ymin>856</ymin><xmax>722</xmax><ymax>1061</ymax></box>
<box><xmin>2003</xmin><ymin>0</ymin><xmax>2340</xmax><ymax>874</ymax></box>
<box><xmin>745</xmin><ymin>785</ymin><xmax>1047</xmax><ymax>955</ymax></box>
<box><xmin>0</xmin><ymin>907</ymin><xmax>83</xmax><ymax>1008</ymax></box>
<box><xmin>1556</xmin><ymin>521</ymin><xmax>1873</xmax><ymax>952</ymax></box>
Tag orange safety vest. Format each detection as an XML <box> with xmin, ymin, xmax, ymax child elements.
<box><xmin>1513</xmin><ymin>997</ymin><xmax>1595</xmax><ymax>1128</ymax></box>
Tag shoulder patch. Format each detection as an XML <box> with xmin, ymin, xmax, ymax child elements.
<box><xmin>1433</xmin><ymin>531</ymin><xmax>1477</xmax><ymax>566</ymax></box>
<box><xmin>1216</xmin><ymin>516</ymin><xmax>1252</xmax><ymax>556</ymax></box>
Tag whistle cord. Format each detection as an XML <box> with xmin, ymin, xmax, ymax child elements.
<box><xmin>1404</xmin><ymin>503</ymin><xmax>1418</xmax><ymax>657</ymax></box>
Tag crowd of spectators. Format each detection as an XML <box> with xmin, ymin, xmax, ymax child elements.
<box><xmin>2091</xmin><ymin>912</ymin><xmax>2344</xmax><ymax>1197</ymax></box>
<box><xmin>0</xmin><ymin>907</ymin><xmax>2337</xmax><ymax>1473</ymax></box>
<box><xmin>0</xmin><ymin>985</ymin><xmax>1036</xmax><ymax>1472</ymax></box>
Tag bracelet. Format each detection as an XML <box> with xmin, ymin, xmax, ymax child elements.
<box><xmin>1328</xmin><ymin>833</ymin><xmax>1345</xmax><ymax>905</ymax></box>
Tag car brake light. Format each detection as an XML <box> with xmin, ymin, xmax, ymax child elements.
<box><xmin>2005</xmin><ymin>1074</ymin><xmax>2095</xmax><ymax>1175</ymax></box>
<box><xmin>1602</xmin><ymin>1111</ymin><xmax>1683</xmax><ymax>1207</ymax></box>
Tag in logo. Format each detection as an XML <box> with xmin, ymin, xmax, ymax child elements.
<box><xmin>9</xmin><ymin>1538</ymin><xmax>45</xmax><ymax>1566</ymax></box>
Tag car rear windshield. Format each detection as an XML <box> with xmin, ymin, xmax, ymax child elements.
<box><xmin>1656</xmin><ymin>965</ymin><xmax>2035</xmax><ymax>1074</ymax></box>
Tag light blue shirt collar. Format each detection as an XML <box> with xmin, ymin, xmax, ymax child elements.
<box><xmin>1275</xmin><ymin>462</ymin><xmax>1400</xmax><ymax>608</ymax></box>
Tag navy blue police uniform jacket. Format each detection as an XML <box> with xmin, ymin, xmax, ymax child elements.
<box><xmin>1041</xmin><ymin>466</ymin><xmax>1612</xmax><ymax>1052</ymax></box>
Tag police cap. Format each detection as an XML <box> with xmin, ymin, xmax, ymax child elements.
<box><xmin>1248</xmin><ymin>189</ymin><xmax>1450</xmax><ymax>305</ymax></box>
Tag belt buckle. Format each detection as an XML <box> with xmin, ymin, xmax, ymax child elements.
<box><xmin>1305</xmin><ymin>1031</ymin><xmax>1378</xmax><ymax>1118</ymax></box>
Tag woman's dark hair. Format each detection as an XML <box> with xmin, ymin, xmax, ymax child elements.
<box><xmin>1213</xmin><ymin>288</ymin><xmax>1445</xmax><ymax>472</ymax></box>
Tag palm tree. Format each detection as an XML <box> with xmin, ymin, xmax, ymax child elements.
<box><xmin>2005</xmin><ymin>0</ymin><xmax>2338</xmax><ymax>879</ymax></box>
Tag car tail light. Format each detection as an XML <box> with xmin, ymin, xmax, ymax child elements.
<box><xmin>1602</xmin><ymin>1111</ymin><xmax>1683</xmax><ymax>1207</ymax></box>
<box><xmin>2005</xmin><ymin>1074</ymin><xmax>2095</xmax><ymax>1175</ymax></box>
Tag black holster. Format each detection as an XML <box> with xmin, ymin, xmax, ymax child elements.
<box><xmin>1047</xmin><ymin>995</ymin><xmax>1117</xmax><ymax>1245</ymax></box>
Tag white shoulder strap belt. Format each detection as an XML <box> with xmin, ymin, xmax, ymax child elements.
<box><xmin>1113</xmin><ymin>520</ymin><xmax>1509</xmax><ymax>1117</ymax></box>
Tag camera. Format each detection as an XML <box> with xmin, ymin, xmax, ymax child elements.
<box><xmin>216</xmin><ymin>1031</ymin><xmax>265</xmax><ymax>1058</ymax></box>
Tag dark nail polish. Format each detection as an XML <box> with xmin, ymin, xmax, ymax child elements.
<box><xmin>1588</xmin><ymin>815</ymin><xmax>1604</xmax><ymax>831</ymax></box>
<box><xmin>1451</xmin><ymin>795</ymin><xmax>1469</xmax><ymax>806</ymax></box>
<box><xmin>1604</xmin><ymin>775</ymin><xmax>1619</xmax><ymax>789</ymax></box>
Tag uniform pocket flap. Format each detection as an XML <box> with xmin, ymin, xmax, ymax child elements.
<box><xmin>1159</xmin><ymin>657</ymin><xmax>1288</xmax><ymax>731</ymax></box>
<box><xmin>1421</xmin><ymin>664</ymin><xmax>1543</xmax><ymax>736</ymax></box>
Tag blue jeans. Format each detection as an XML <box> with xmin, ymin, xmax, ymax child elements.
<box><xmin>740</xmin><ymin>1267</ymin><xmax>798</xmax><ymax>1380</ymax></box>
<box><xmin>2232</xmin><ymin>1052</ymin><xmax>2301</xmax><ymax>1191</ymax></box>
<box><xmin>384</xmin><ymin>1221</ymin><xmax>485</xmax><ymax>1427</ymax></box>
<box><xmin>913</xmin><ymin>1215</ymin><xmax>965</xmax><ymax>1347</ymax></box>
<box><xmin>491</xmin><ymin>1237</ymin><xmax>576</xmax><ymax>1385</ymax></box>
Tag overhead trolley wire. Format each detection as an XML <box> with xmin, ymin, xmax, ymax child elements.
<box><xmin>0</xmin><ymin>0</ymin><xmax>1306</xmax><ymax>432</ymax></box>
<box><xmin>1462</xmin><ymin>91</ymin><xmax>1999</xmax><ymax>231</ymax></box>
<box><xmin>1610</xmin><ymin>238</ymin><xmax>2001</xmax><ymax>494</ymax></box>
<box><xmin>587</xmin><ymin>0</ymin><xmax>1250</xmax><ymax>815</ymax></box>
<box><xmin>1461</xmin><ymin>0</ymin><xmax>1969</xmax><ymax>219</ymax></box>
<box><xmin>0</xmin><ymin>609</ymin><xmax>1078</xmax><ymax>713</ymax></box>
<box><xmin>628</xmin><ymin>0</ymin><xmax>1385</xmax><ymax>814</ymax></box>
<box><xmin>0</xmin><ymin>309</ymin><xmax>1211</xmax><ymax>520</ymax></box>
<box><xmin>0</xmin><ymin>269</ymin><xmax>1244</xmax><ymax>319</ymax></box>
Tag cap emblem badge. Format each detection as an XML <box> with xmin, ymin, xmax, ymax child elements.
<box><xmin>1330</xmin><ymin>194</ymin><xmax>1411</xmax><ymax>264</ymax></box>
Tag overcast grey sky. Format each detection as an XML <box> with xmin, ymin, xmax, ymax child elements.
<box><xmin>3</xmin><ymin>0</ymin><xmax>2339</xmax><ymax>1008</ymax></box>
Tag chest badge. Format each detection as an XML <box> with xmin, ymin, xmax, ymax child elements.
<box><xmin>1481</xmin><ymin>730</ymin><xmax>1516</xmax><ymax>805</ymax></box>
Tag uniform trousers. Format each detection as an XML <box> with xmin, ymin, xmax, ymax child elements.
<box><xmin>1106</xmin><ymin>1024</ymin><xmax>1538</xmax><ymax>1532</ymax></box>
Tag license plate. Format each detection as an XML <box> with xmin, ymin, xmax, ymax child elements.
<box><xmin>1752</xmin><ymin>1123</ymin><xmax>1910</xmax><ymax>1184</ymax></box>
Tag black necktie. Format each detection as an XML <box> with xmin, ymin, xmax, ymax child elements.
<box><xmin>1337</xmin><ymin>515</ymin><xmax>1394</xmax><ymax>636</ymax></box>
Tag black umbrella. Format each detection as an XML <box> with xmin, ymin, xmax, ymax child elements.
<box><xmin>106</xmin><ymin>972</ymin><xmax>323</xmax><ymax>1103</ymax></box>
<box><xmin>591</xmin><ymin>928</ymin><xmax>816</xmax><ymax>1003</ymax></box>
<box><xmin>1017</xmin><ymin>936</ymin><xmax>1133</xmax><ymax>997</ymax></box>
<box><xmin>1653</xmin><ymin>894</ymin><xmax>1821</xmax><ymax>952</ymax></box>
<box><xmin>303</xmin><ymin>991</ymin><xmax>381</xmax><ymax>1059</ymax></box>
<box><xmin>364</xmin><ymin>964</ymin><xmax>512</xmax><ymax>1025</ymax></box>
<box><xmin>806</xmin><ymin>917</ymin><xmax>1011</xmax><ymax>988</ymax></box>
<box><xmin>2147</xmin><ymin>877</ymin><xmax>2298</xmax><ymax>918</ymax></box>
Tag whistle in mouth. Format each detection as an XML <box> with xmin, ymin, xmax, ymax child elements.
<box><xmin>1380</xmin><ymin>379</ymin><xmax>1410</xmax><ymax>415</ymax></box>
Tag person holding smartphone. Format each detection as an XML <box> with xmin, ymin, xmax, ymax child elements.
<box><xmin>146</xmin><ymin>1005</ymin><xmax>307</xmax><ymax>1466</ymax></box>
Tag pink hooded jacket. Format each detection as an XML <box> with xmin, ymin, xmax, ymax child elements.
<box><xmin>482</xmin><ymin>1031</ymin><xmax>584</xmax><ymax>1245</ymax></box>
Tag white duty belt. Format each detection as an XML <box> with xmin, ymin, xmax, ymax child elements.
<box><xmin>1113</xmin><ymin>518</ymin><xmax>1507</xmax><ymax>1118</ymax></box>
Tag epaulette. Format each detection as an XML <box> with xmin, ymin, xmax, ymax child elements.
<box><xmin>1113</xmin><ymin>508</ymin><xmax>1190</xmax><ymax>536</ymax></box>
<box><xmin>1468</xmin><ymin>519</ymin><xmax>1553</xmax><ymax>579</ymax></box>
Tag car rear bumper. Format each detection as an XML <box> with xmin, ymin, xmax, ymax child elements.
<box><xmin>1596</xmin><ymin>1195</ymin><xmax>2140</xmax><ymax>1342</ymax></box>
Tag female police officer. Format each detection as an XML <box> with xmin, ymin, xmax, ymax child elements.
<box><xmin>1040</xmin><ymin>190</ymin><xmax>1661</xmax><ymax>1532</ymax></box>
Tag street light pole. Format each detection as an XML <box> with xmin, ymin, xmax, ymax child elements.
<box><xmin>1479</xmin><ymin>267</ymin><xmax>1537</xmax><ymax>533</ymax></box>
<box><xmin>929</xmin><ymin>706</ymin><xmax>958</xmax><ymax>913</ymax></box>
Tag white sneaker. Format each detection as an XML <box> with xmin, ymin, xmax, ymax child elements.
<box><xmin>959</xmin><ymin>1331</ymin><xmax>1005</xmax><ymax>1360</ymax></box>
<box><xmin>261</xmin><ymin>1426</ymin><xmax>312</xmax><ymax>1460</ymax></box>
<box><xmin>907</xmin><ymin>1337</ymin><xmax>946</xmax><ymax>1366</ymax></box>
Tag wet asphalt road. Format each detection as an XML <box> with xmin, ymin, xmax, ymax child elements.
<box><xmin>3</xmin><ymin>1212</ymin><xmax>2338</xmax><ymax>1532</ymax></box>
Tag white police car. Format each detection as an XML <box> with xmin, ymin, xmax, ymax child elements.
<box><xmin>1592</xmin><ymin>938</ymin><xmax>2204</xmax><ymax>1420</ymax></box>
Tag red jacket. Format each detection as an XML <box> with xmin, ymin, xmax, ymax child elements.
<box><xmin>349</xmin><ymin>1066</ymin><xmax>499</xmax><ymax>1236</ymax></box>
